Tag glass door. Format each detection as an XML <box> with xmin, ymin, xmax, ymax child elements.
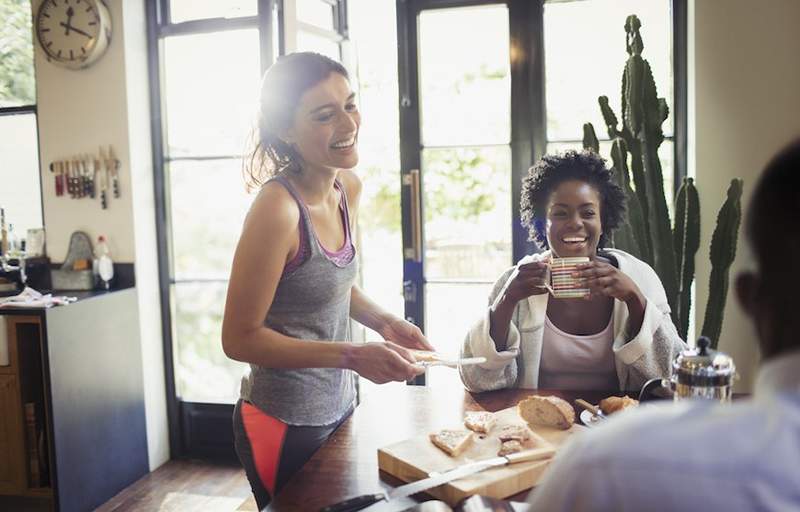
<box><xmin>397</xmin><ymin>0</ymin><xmax>541</xmax><ymax>387</ymax></box>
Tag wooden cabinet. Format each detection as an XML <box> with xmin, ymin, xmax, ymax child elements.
<box><xmin>0</xmin><ymin>289</ymin><xmax>148</xmax><ymax>512</ymax></box>
<box><xmin>0</xmin><ymin>314</ymin><xmax>53</xmax><ymax>502</ymax></box>
<box><xmin>0</xmin><ymin>374</ymin><xmax>25</xmax><ymax>494</ymax></box>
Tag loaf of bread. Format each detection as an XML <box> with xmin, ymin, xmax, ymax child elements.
<box><xmin>464</xmin><ymin>411</ymin><xmax>496</xmax><ymax>434</ymax></box>
<box><xmin>599</xmin><ymin>395</ymin><xmax>639</xmax><ymax>415</ymax></box>
<box><xmin>518</xmin><ymin>395</ymin><xmax>575</xmax><ymax>430</ymax></box>
<box><xmin>429</xmin><ymin>429</ymin><xmax>473</xmax><ymax>457</ymax></box>
<box><xmin>498</xmin><ymin>440</ymin><xmax>524</xmax><ymax>456</ymax></box>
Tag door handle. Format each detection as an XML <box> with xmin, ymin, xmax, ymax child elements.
<box><xmin>403</xmin><ymin>169</ymin><xmax>422</xmax><ymax>262</ymax></box>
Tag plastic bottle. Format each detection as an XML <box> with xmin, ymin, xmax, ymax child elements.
<box><xmin>6</xmin><ymin>224</ymin><xmax>20</xmax><ymax>258</ymax></box>
<box><xmin>94</xmin><ymin>235</ymin><xmax>114</xmax><ymax>289</ymax></box>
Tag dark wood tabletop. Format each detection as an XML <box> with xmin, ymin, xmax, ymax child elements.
<box><xmin>269</xmin><ymin>383</ymin><xmax>619</xmax><ymax>512</ymax></box>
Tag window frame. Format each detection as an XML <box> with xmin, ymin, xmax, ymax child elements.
<box><xmin>146</xmin><ymin>0</ymin><xmax>351</xmax><ymax>460</ymax></box>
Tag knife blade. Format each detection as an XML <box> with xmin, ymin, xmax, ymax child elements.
<box><xmin>415</xmin><ymin>356</ymin><xmax>487</xmax><ymax>368</ymax></box>
<box><xmin>319</xmin><ymin>446</ymin><xmax>555</xmax><ymax>512</ymax></box>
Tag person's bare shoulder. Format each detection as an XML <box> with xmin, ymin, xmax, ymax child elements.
<box><xmin>337</xmin><ymin>169</ymin><xmax>363</xmax><ymax>204</ymax></box>
<box><xmin>243</xmin><ymin>180</ymin><xmax>300</xmax><ymax>241</ymax></box>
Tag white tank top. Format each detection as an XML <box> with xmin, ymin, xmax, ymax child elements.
<box><xmin>538</xmin><ymin>313</ymin><xmax>618</xmax><ymax>390</ymax></box>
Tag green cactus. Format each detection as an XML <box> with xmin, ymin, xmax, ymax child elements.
<box><xmin>582</xmin><ymin>123</ymin><xmax>599</xmax><ymax>153</ymax></box>
<box><xmin>701</xmin><ymin>179</ymin><xmax>743</xmax><ymax>348</ymax></box>
<box><xmin>583</xmin><ymin>14</ymin><xmax>742</xmax><ymax>347</ymax></box>
<box><xmin>673</xmin><ymin>177</ymin><xmax>700</xmax><ymax>340</ymax></box>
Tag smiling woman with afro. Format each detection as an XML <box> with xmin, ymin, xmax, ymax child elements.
<box><xmin>459</xmin><ymin>148</ymin><xmax>686</xmax><ymax>394</ymax></box>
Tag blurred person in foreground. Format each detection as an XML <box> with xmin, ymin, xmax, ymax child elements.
<box><xmin>526</xmin><ymin>139</ymin><xmax>800</xmax><ymax>511</ymax></box>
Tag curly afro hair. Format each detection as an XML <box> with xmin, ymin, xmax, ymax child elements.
<box><xmin>520</xmin><ymin>149</ymin><xmax>626</xmax><ymax>250</ymax></box>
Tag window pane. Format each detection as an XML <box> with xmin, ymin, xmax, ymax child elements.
<box><xmin>424</xmin><ymin>282</ymin><xmax>492</xmax><ymax>388</ymax></box>
<box><xmin>422</xmin><ymin>146</ymin><xmax>512</xmax><ymax>281</ymax></box>
<box><xmin>173</xmin><ymin>282</ymin><xmax>246</xmax><ymax>403</ymax></box>
<box><xmin>546</xmin><ymin>140</ymin><xmax>676</xmax><ymax>226</ymax></box>
<box><xmin>296</xmin><ymin>30</ymin><xmax>341</xmax><ymax>60</ymax></box>
<box><xmin>297</xmin><ymin>0</ymin><xmax>335</xmax><ymax>31</ymax></box>
<box><xmin>163</xmin><ymin>30</ymin><xmax>260</xmax><ymax>157</ymax></box>
<box><xmin>0</xmin><ymin>113</ymin><xmax>42</xmax><ymax>235</ymax></box>
<box><xmin>544</xmin><ymin>0</ymin><xmax>673</xmax><ymax>141</ymax></box>
<box><xmin>348</xmin><ymin>0</ymin><xmax>404</xmax><ymax>379</ymax></box>
<box><xmin>168</xmin><ymin>159</ymin><xmax>252</xmax><ymax>280</ymax></box>
<box><xmin>0</xmin><ymin>0</ymin><xmax>36</xmax><ymax>107</ymax></box>
<box><xmin>169</xmin><ymin>0</ymin><xmax>256</xmax><ymax>23</ymax></box>
<box><xmin>418</xmin><ymin>6</ymin><xmax>510</xmax><ymax>146</ymax></box>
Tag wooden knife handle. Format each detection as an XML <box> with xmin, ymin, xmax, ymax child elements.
<box><xmin>505</xmin><ymin>446</ymin><xmax>556</xmax><ymax>464</ymax></box>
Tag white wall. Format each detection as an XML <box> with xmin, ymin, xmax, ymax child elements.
<box><xmin>32</xmin><ymin>0</ymin><xmax>168</xmax><ymax>470</ymax></box>
<box><xmin>691</xmin><ymin>0</ymin><xmax>800</xmax><ymax>391</ymax></box>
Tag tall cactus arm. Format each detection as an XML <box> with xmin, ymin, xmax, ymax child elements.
<box><xmin>609</xmin><ymin>138</ymin><xmax>646</xmax><ymax>259</ymax></box>
<box><xmin>583</xmin><ymin>123</ymin><xmax>600</xmax><ymax>153</ymax></box>
<box><xmin>603</xmin><ymin>94</ymin><xmax>652</xmax><ymax>262</ymax></box>
<box><xmin>702</xmin><ymin>179</ymin><xmax>744</xmax><ymax>349</ymax></box>
<box><xmin>636</xmin><ymin>57</ymin><xmax>678</xmax><ymax>320</ymax></box>
<box><xmin>673</xmin><ymin>177</ymin><xmax>700</xmax><ymax>340</ymax></box>
<box><xmin>599</xmin><ymin>96</ymin><xmax>621</xmax><ymax>139</ymax></box>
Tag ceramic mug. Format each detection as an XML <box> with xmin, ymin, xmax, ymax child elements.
<box><xmin>547</xmin><ymin>256</ymin><xmax>590</xmax><ymax>299</ymax></box>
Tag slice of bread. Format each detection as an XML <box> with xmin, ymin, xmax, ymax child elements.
<box><xmin>518</xmin><ymin>395</ymin><xmax>575</xmax><ymax>430</ymax></box>
<box><xmin>496</xmin><ymin>424</ymin><xmax>531</xmax><ymax>442</ymax></box>
<box><xmin>464</xmin><ymin>411</ymin><xmax>496</xmax><ymax>434</ymax></box>
<box><xmin>411</xmin><ymin>350</ymin><xmax>443</xmax><ymax>362</ymax></box>
<box><xmin>498</xmin><ymin>439</ymin><xmax>524</xmax><ymax>456</ymax></box>
<box><xmin>429</xmin><ymin>429</ymin><xmax>473</xmax><ymax>457</ymax></box>
<box><xmin>599</xmin><ymin>395</ymin><xmax>639</xmax><ymax>415</ymax></box>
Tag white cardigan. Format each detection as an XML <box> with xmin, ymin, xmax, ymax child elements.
<box><xmin>459</xmin><ymin>249</ymin><xmax>687</xmax><ymax>392</ymax></box>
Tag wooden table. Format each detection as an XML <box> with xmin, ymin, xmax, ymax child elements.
<box><xmin>269</xmin><ymin>383</ymin><xmax>617</xmax><ymax>511</ymax></box>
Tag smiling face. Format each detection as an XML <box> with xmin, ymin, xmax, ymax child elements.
<box><xmin>283</xmin><ymin>72</ymin><xmax>360</xmax><ymax>173</ymax></box>
<box><xmin>544</xmin><ymin>180</ymin><xmax>603</xmax><ymax>258</ymax></box>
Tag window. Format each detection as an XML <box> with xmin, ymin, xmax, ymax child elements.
<box><xmin>0</xmin><ymin>0</ymin><xmax>43</xmax><ymax>240</ymax></box>
<box><xmin>148</xmin><ymin>0</ymin><xmax>351</xmax><ymax>458</ymax></box>
<box><xmin>544</xmin><ymin>0</ymin><xmax>677</xmax><ymax>203</ymax></box>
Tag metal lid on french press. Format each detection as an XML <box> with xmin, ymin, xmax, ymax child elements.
<box><xmin>672</xmin><ymin>336</ymin><xmax>736</xmax><ymax>387</ymax></box>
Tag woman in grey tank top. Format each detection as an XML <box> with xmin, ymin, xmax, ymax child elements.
<box><xmin>221</xmin><ymin>52</ymin><xmax>433</xmax><ymax>509</ymax></box>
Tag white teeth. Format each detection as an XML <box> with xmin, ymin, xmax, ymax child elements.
<box><xmin>563</xmin><ymin>237</ymin><xmax>587</xmax><ymax>243</ymax></box>
<box><xmin>331</xmin><ymin>138</ymin><xmax>355</xmax><ymax>149</ymax></box>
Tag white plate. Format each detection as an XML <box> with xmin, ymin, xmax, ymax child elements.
<box><xmin>579</xmin><ymin>409</ymin><xmax>605</xmax><ymax>427</ymax></box>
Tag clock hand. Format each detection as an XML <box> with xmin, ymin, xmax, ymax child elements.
<box><xmin>64</xmin><ymin>6</ymin><xmax>74</xmax><ymax>36</ymax></box>
<box><xmin>59</xmin><ymin>21</ymin><xmax>93</xmax><ymax>39</ymax></box>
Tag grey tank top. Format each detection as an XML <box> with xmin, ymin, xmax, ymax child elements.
<box><xmin>240</xmin><ymin>175</ymin><xmax>358</xmax><ymax>426</ymax></box>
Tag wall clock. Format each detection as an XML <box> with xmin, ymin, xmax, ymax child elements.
<box><xmin>35</xmin><ymin>0</ymin><xmax>112</xmax><ymax>69</ymax></box>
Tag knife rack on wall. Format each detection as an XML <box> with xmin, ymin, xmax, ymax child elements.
<box><xmin>48</xmin><ymin>145</ymin><xmax>122</xmax><ymax>210</ymax></box>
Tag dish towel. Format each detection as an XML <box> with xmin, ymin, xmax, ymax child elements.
<box><xmin>0</xmin><ymin>287</ymin><xmax>77</xmax><ymax>309</ymax></box>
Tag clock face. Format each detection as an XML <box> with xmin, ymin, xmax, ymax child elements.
<box><xmin>36</xmin><ymin>0</ymin><xmax>110</xmax><ymax>68</ymax></box>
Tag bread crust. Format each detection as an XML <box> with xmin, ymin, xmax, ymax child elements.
<box><xmin>599</xmin><ymin>395</ymin><xmax>639</xmax><ymax>415</ymax></box>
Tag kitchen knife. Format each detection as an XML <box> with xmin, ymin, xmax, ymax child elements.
<box><xmin>319</xmin><ymin>446</ymin><xmax>555</xmax><ymax>512</ymax></box>
<box><xmin>415</xmin><ymin>356</ymin><xmax>487</xmax><ymax>368</ymax></box>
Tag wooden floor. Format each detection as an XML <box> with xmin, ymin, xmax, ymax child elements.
<box><xmin>95</xmin><ymin>460</ymin><xmax>258</xmax><ymax>512</ymax></box>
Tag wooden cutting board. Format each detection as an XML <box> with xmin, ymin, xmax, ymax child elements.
<box><xmin>377</xmin><ymin>404</ymin><xmax>585</xmax><ymax>506</ymax></box>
